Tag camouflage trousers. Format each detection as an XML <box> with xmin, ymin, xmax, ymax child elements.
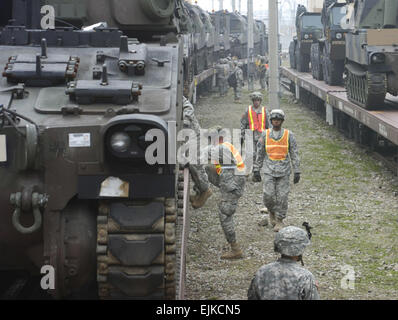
<box><xmin>206</xmin><ymin>166</ymin><xmax>246</xmax><ymax>243</ymax></box>
<box><xmin>262</xmin><ymin>174</ymin><xmax>290</xmax><ymax>220</ymax></box>
<box><xmin>189</xmin><ymin>164</ymin><xmax>210</xmax><ymax>194</ymax></box>
<box><xmin>259</xmin><ymin>76</ymin><xmax>266</xmax><ymax>90</ymax></box>
<box><xmin>234</xmin><ymin>85</ymin><xmax>242</xmax><ymax>101</ymax></box>
<box><xmin>218</xmin><ymin>78</ymin><xmax>229</xmax><ymax>96</ymax></box>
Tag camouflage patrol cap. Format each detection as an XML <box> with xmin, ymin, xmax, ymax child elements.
<box><xmin>250</xmin><ymin>91</ymin><xmax>263</xmax><ymax>101</ymax></box>
<box><xmin>270</xmin><ymin>109</ymin><xmax>285</xmax><ymax>120</ymax></box>
<box><xmin>274</xmin><ymin>226</ymin><xmax>310</xmax><ymax>256</ymax></box>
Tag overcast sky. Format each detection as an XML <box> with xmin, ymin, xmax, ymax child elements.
<box><xmin>195</xmin><ymin>0</ymin><xmax>308</xmax><ymax>13</ymax></box>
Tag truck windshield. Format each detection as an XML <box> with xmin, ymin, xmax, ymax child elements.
<box><xmin>331</xmin><ymin>6</ymin><xmax>347</xmax><ymax>28</ymax></box>
<box><xmin>302</xmin><ymin>15</ymin><xmax>322</xmax><ymax>29</ymax></box>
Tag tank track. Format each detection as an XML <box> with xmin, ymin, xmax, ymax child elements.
<box><xmin>96</xmin><ymin>171</ymin><xmax>184</xmax><ymax>299</ymax></box>
<box><xmin>346</xmin><ymin>69</ymin><xmax>387</xmax><ymax>109</ymax></box>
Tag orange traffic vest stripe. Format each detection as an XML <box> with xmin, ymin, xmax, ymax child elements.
<box><xmin>215</xmin><ymin>142</ymin><xmax>245</xmax><ymax>175</ymax></box>
<box><xmin>265</xmin><ymin>129</ymin><xmax>289</xmax><ymax>161</ymax></box>
<box><xmin>248</xmin><ymin>106</ymin><xmax>266</xmax><ymax>132</ymax></box>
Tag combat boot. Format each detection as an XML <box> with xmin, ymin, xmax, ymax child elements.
<box><xmin>273</xmin><ymin>218</ymin><xmax>285</xmax><ymax>232</ymax></box>
<box><xmin>191</xmin><ymin>189</ymin><xmax>212</xmax><ymax>209</ymax></box>
<box><xmin>269</xmin><ymin>212</ymin><xmax>276</xmax><ymax>227</ymax></box>
<box><xmin>221</xmin><ymin>242</ymin><xmax>243</xmax><ymax>260</ymax></box>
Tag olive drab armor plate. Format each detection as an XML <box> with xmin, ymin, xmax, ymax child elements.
<box><xmin>0</xmin><ymin>0</ymin><xmax>184</xmax><ymax>299</ymax></box>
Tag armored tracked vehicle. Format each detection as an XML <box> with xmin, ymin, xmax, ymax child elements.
<box><xmin>311</xmin><ymin>0</ymin><xmax>348</xmax><ymax>84</ymax></box>
<box><xmin>289</xmin><ymin>5</ymin><xmax>323</xmax><ymax>72</ymax></box>
<box><xmin>345</xmin><ymin>0</ymin><xmax>398</xmax><ymax>109</ymax></box>
<box><xmin>0</xmin><ymin>0</ymin><xmax>186</xmax><ymax>299</ymax></box>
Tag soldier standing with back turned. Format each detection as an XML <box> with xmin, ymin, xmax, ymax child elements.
<box><xmin>253</xmin><ymin>109</ymin><xmax>301</xmax><ymax>232</ymax></box>
<box><xmin>248</xmin><ymin>226</ymin><xmax>320</xmax><ymax>300</ymax></box>
<box><xmin>232</xmin><ymin>61</ymin><xmax>244</xmax><ymax>103</ymax></box>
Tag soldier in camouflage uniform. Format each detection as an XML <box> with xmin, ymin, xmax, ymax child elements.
<box><xmin>254</xmin><ymin>109</ymin><xmax>300</xmax><ymax>232</ymax></box>
<box><xmin>240</xmin><ymin>91</ymin><xmax>270</xmax><ymax>180</ymax></box>
<box><xmin>232</xmin><ymin>61</ymin><xmax>244</xmax><ymax>103</ymax></box>
<box><xmin>258</xmin><ymin>57</ymin><xmax>268</xmax><ymax>90</ymax></box>
<box><xmin>215</xmin><ymin>58</ymin><xmax>229</xmax><ymax>97</ymax></box>
<box><xmin>248</xmin><ymin>226</ymin><xmax>320</xmax><ymax>300</ymax></box>
<box><xmin>201</xmin><ymin>127</ymin><xmax>246</xmax><ymax>259</ymax></box>
<box><xmin>183</xmin><ymin>97</ymin><xmax>213</xmax><ymax>208</ymax></box>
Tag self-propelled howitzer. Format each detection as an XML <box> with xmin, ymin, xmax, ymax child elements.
<box><xmin>0</xmin><ymin>0</ymin><xmax>186</xmax><ymax>299</ymax></box>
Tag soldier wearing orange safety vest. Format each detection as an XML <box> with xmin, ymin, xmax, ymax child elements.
<box><xmin>254</xmin><ymin>109</ymin><xmax>301</xmax><ymax>232</ymax></box>
<box><xmin>201</xmin><ymin>126</ymin><xmax>246</xmax><ymax>260</ymax></box>
<box><xmin>241</xmin><ymin>92</ymin><xmax>270</xmax><ymax>181</ymax></box>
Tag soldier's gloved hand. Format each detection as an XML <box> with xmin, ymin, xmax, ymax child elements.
<box><xmin>294</xmin><ymin>172</ymin><xmax>300</xmax><ymax>184</ymax></box>
<box><xmin>252</xmin><ymin>171</ymin><xmax>261</xmax><ymax>182</ymax></box>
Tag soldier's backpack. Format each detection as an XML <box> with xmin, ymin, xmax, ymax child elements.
<box><xmin>228</xmin><ymin>70</ymin><xmax>237</xmax><ymax>88</ymax></box>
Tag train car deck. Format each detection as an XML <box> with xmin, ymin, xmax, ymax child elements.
<box><xmin>281</xmin><ymin>67</ymin><xmax>398</xmax><ymax>147</ymax></box>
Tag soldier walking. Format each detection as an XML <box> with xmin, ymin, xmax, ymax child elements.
<box><xmin>253</xmin><ymin>109</ymin><xmax>300</xmax><ymax>232</ymax></box>
<box><xmin>201</xmin><ymin>127</ymin><xmax>246</xmax><ymax>259</ymax></box>
<box><xmin>182</xmin><ymin>97</ymin><xmax>213</xmax><ymax>208</ymax></box>
<box><xmin>240</xmin><ymin>91</ymin><xmax>270</xmax><ymax>180</ymax></box>
<box><xmin>247</xmin><ymin>226</ymin><xmax>320</xmax><ymax>300</ymax></box>
<box><xmin>258</xmin><ymin>57</ymin><xmax>268</xmax><ymax>90</ymax></box>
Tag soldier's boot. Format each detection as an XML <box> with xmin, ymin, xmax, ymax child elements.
<box><xmin>221</xmin><ymin>242</ymin><xmax>243</xmax><ymax>260</ymax></box>
<box><xmin>191</xmin><ymin>188</ymin><xmax>213</xmax><ymax>209</ymax></box>
<box><xmin>269</xmin><ymin>212</ymin><xmax>276</xmax><ymax>227</ymax></box>
<box><xmin>273</xmin><ymin>217</ymin><xmax>285</xmax><ymax>232</ymax></box>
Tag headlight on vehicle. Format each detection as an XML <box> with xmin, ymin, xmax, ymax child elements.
<box><xmin>335</xmin><ymin>33</ymin><xmax>342</xmax><ymax>40</ymax></box>
<box><xmin>110</xmin><ymin>132</ymin><xmax>131</xmax><ymax>153</ymax></box>
<box><xmin>371</xmin><ymin>53</ymin><xmax>385</xmax><ymax>64</ymax></box>
<box><xmin>304</xmin><ymin>34</ymin><xmax>309</xmax><ymax>40</ymax></box>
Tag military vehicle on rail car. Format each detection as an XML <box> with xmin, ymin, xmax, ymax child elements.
<box><xmin>310</xmin><ymin>0</ymin><xmax>348</xmax><ymax>84</ymax></box>
<box><xmin>210</xmin><ymin>10</ymin><xmax>231</xmax><ymax>58</ymax></box>
<box><xmin>344</xmin><ymin>0</ymin><xmax>398</xmax><ymax>109</ymax></box>
<box><xmin>289</xmin><ymin>5</ymin><xmax>323</xmax><ymax>72</ymax></box>
<box><xmin>0</xmin><ymin>0</ymin><xmax>186</xmax><ymax>299</ymax></box>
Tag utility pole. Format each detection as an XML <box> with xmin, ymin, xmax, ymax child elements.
<box><xmin>239</xmin><ymin>0</ymin><xmax>241</xmax><ymax>12</ymax></box>
<box><xmin>268</xmin><ymin>0</ymin><xmax>280</xmax><ymax>110</ymax></box>
<box><xmin>232</xmin><ymin>0</ymin><xmax>236</xmax><ymax>12</ymax></box>
<box><xmin>247</xmin><ymin>0</ymin><xmax>254</xmax><ymax>91</ymax></box>
<box><xmin>219</xmin><ymin>0</ymin><xmax>223</xmax><ymax>11</ymax></box>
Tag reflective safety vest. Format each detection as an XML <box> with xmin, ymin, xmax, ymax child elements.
<box><xmin>248</xmin><ymin>106</ymin><xmax>266</xmax><ymax>132</ymax></box>
<box><xmin>215</xmin><ymin>142</ymin><xmax>245</xmax><ymax>175</ymax></box>
<box><xmin>265</xmin><ymin>129</ymin><xmax>289</xmax><ymax>161</ymax></box>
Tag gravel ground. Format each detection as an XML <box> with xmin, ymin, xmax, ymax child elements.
<box><xmin>184</xmin><ymin>82</ymin><xmax>398</xmax><ymax>300</ymax></box>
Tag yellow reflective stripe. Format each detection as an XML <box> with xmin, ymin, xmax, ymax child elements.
<box><xmin>221</xmin><ymin>142</ymin><xmax>246</xmax><ymax>171</ymax></box>
<box><xmin>248</xmin><ymin>106</ymin><xmax>255</xmax><ymax>131</ymax></box>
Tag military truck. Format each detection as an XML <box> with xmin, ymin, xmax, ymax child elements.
<box><xmin>210</xmin><ymin>10</ymin><xmax>231</xmax><ymax>58</ymax></box>
<box><xmin>228</xmin><ymin>11</ymin><xmax>248</xmax><ymax>59</ymax></box>
<box><xmin>310</xmin><ymin>0</ymin><xmax>348</xmax><ymax>84</ymax></box>
<box><xmin>0</xmin><ymin>0</ymin><xmax>186</xmax><ymax>299</ymax></box>
<box><xmin>345</xmin><ymin>0</ymin><xmax>398</xmax><ymax>109</ymax></box>
<box><xmin>255</xmin><ymin>19</ymin><xmax>268</xmax><ymax>56</ymax></box>
<box><xmin>289</xmin><ymin>5</ymin><xmax>323</xmax><ymax>72</ymax></box>
<box><xmin>183</xmin><ymin>2</ymin><xmax>208</xmax><ymax>74</ymax></box>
